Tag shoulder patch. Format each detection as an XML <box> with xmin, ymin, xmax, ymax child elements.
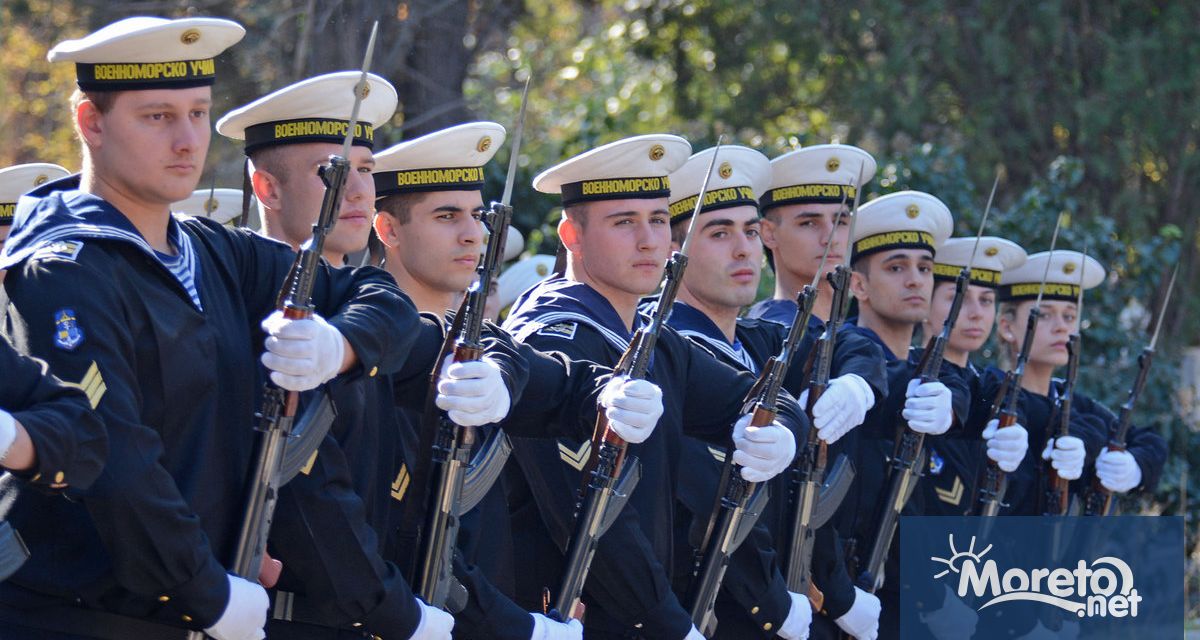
<box><xmin>558</xmin><ymin>439</ymin><xmax>591</xmax><ymax>471</ymax></box>
<box><xmin>927</xmin><ymin>447</ymin><xmax>944</xmax><ymax>475</ymax></box>
<box><xmin>31</xmin><ymin>240</ymin><xmax>84</xmax><ymax>263</ymax></box>
<box><xmin>538</xmin><ymin>322</ymin><xmax>578</xmax><ymax>340</ymax></box>
<box><xmin>53</xmin><ymin>308</ymin><xmax>85</xmax><ymax>351</ymax></box>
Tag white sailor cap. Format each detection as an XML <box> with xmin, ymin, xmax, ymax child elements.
<box><xmin>497</xmin><ymin>254</ymin><xmax>556</xmax><ymax>311</ymax></box>
<box><xmin>533</xmin><ymin>134</ymin><xmax>691</xmax><ymax>207</ymax></box>
<box><xmin>0</xmin><ymin>163</ymin><xmax>71</xmax><ymax>227</ymax></box>
<box><xmin>48</xmin><ymin>17</ymin><xmax>244</xmax><ymax>91</ymax></box>
<box><xmin>667</xmin><ymin>145</ymin><xmax>770</xmax><ymax>225</ymax></box>
<box><xmin>173</xmin><ymin>188</ymin><xmax>251</xmax><ymax>225</ymax></box>
<box><xmin>933</xmin><ymin>237</ymin><xmax>1027</xmax><ymax>289</ymax></box>
<box><xmin>373</xmin><ymin>122</ymin><xmax>506</xmax><ymax>198</ymax></box>
<box><xmin>760</xmin><ymin>144</ymin><xmax>877</xmax><ymax>213</ymax></box>
<box><xmin>216</xmin><ymin>71</ymin><xmax>397</xmax><ymax>154</ymax></box>
<box><xmin>851</xmin><ymin>190</ymin><xmax>953</xmax><ymax>262</ymax></box>
<box><xmin>999</xmin><ymin>250</ymin><xmax>1105</xmax><ymax>302</ymax></box>
<box><xmin>503</xmin><ymin>227</ymin><xmax>524</xmax><ymax>262</ymax></box>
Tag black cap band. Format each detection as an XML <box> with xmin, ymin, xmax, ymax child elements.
<box><xmin>760</xmin><ymin>183</ymin><xmax>856</xmax><ymax>212</ymax></box>
<box><xmin>668</xmin><ymin>186</ymin><xmax>758</xmax><ymax>224</ymax></box>
<box><xmin>852</xmin><ymin>230</ymin><xmax>936</xmax><ymax>262</ymax></box>
<box><xmin>998</xmin><ymin>282</ymin><xmax>1081</xmax><ymax>302</ymax></box>
<box><xmin>76</xmin><ymin>59</ymin><xmax>216</xmax><ymax>92</ymax></box>
<box><xmin>244</xmin><ymin>118</ymin><xmax>374</xmax><ymax>155</ymax></box>
<box><xmin>933</xmin><ymin>263</ymin><xmax>1002</xmax><ymax>287</ymax></box>
<box><xmin>560</xmin><ymin>176</ymin><xmax>670</xmax><ymax>207</ymax></box>
<box><xmin>374</xmin><ymin>166</ymin><xmax>485</xmax><ymax>198</ymax></box>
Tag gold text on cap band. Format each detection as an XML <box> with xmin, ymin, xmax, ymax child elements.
<box><xmin>932</xmin><ymin>263</ymin><xmax>1002</xmax><ymax>287</ymax></box>
<box><xmin>559</xmin><ymin>176</ymin><xmax>670</xmax><ymax>207</ymax></box>
<box><xmin>668</xmin><ymin>186</ymin><xmax>757</xmax><ymax>222</ymax></box>
<box><xmin>243</xmin><ymin>118</ymin><xmax>375</xmax><ymax>154</ymax></box>
<box><xmin>0</xmin><ymin>203</ymin><xmax>15</xmax><ymax>226</ymax></box>
<box><xmin>75</xmin><ymin>59</ymin><xmax>216</xmax><ymax>91</ymax></box>
<box><xmin>761</xmin><ymin>183</ymin><xmax>857</xmax><ymax>211</ymax></box>
<box><xmin>374</xmin><ymin>166</ymin><xmax>486</xmax><ymax>197</ymax></box>
<box><xmin>999</xmin><ymin>282</ymin><xmax>1081</xmax><ymax>302</ymax></box>
<box><xmin>852</xmin><ymin>230</ymin><xmax>936</xmax><ymax>260</ymax></box>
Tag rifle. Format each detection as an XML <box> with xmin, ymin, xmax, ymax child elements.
<box><xmin>414</xmin><ymin>77</ymin><xmax>531</xmax><ymax>611</ymax></box>
<box><xmin>686</xmin><ymin>205</ymin><xmax>845</xmax><ymax>634</ymax></box>
<box><xmin>976</xmin><ymin>211</ymin><xmax>1064</xmax><ymax>517</ymax></box>
<box><xmin>783</xmin><ymin>174</ymin><xmax>864</xmax><ymax>612</ymax></box>
<box><xmin>1039</xmin><ymin>246</ymin><xmax>1086</xmax><ymax>516</ymax></box>
<box><xmin>548</xmin><ymin>139</ymin><xmax>725</xmax><ymax>622</ymax></box>
<box><xmin>858</xmin><ymin>189</ymin><xmax>994</xmax><ymax>593</ymax></box>
<box><xmin>186</xmin><ymin>21</ymin><xmax>380</xmax><ymax>640</ymax></box>
<box><xmin>1083</xmin><ymin>265</ymin><xmax>1177</xmax><ymax>516</ymax></box>
<box><xmin>0</xmin><ymin>521</ymin><xmax>28</xmax><ymax>582</ymax></box>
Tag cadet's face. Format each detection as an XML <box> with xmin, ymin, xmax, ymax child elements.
<box><xmin>1011</xmin><ymin>299</ymin><xmax>1077</xmax><ymax>368</ymax></box>
<box><xmin>573</xmin><ymin>198</ymin><xmax>671</xmax><ymax>297</ymax></box>
<box><xmin>857</xmin><ymin>249</ymin><xmax>935</xmax><ymax>324</ymax></box>
<box><xmin>677</xmin><ymin>206</ymin><xmax>763</xmax><ymax>311</ymax></box>
<box><xmin>927</xmin><ymin>281</ymin><xmax>996</xmax><ymax>354</ymax></box>
<box><xmin>90</xmin><ymin>87</ymin><xmax>212</xmax><ymax>206</ymax></box>
<box><xmin>761</xmin><ymin>203</ymin><xmax>849</xmax><ymax>280</ymax></box>
<box><xmin>272</xmin><ymin>144</ymin><xmax>376</xmax><ymax>257</ymax></box>
<box><xmin>391</xmin><ymin>190</ymin><xmax>486</xmax><ymax>293</ymax></box>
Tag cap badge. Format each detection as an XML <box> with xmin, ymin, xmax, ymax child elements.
<box><xmin>180</xmin><ymin>29</ymin><xmax>201</xmax><ymax>45</ymax></box>
<box><xmin>649</xmin><ymin>144</ymin><xmax>666</xmax><ymax>161</ymax></box>
<box><xmin>826</xmin><ymin>157</ymin><xmax>841</xmax><ymax>172</ymax></box>
<box><xmin>536</xmin><ymin>263</ymin><xmax>549</xmax><ymax>276</ymax></box>
<box><xmin>34</xmin><ymin>174</ymin><xmax>50</xmax><ymax>186</ymax></box>
<box><xmin>477</xmin><ymin>136</ymin><xmax>493</xmax><ymax>153</ymax></box>
<box><xmin>718</xmin><ymin>161</ymin><xmax>733</xmax><ymax>179</ymax></box>
<box><xmin>1063</xmin><ymin>262</ymin><xmax>1077</xmax><ymax>275</ymax></box>
<box><xmin>204</xmin><ymin>198</ymin><xmax>220</xmax><ymax>214</ymax></box>
<box><xmin>984</xmin><ymin>246</ymin><xmax>999</xmax><ymax>257</ymax></box>
<box><xmin>905</xmin><ymin>204</ymin><xmax>920</xmax><ymax>219</ymax></box>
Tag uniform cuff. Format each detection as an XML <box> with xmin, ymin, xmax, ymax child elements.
<box><xmin>361</xmin><ymin>580</ymin><xmax>424</xmax><ymax>638</ymax></box>
<box><xmin>634</xmin><ymin>591</ymin><xmax>693</xmax><ymax>639</ymax></box>
<box><xmin>163</xmin><ymin>560</ymin><xmax>230</xmax><ymax>629</ymax></box>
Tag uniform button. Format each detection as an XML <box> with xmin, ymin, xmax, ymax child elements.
<box><xmin>369</xmin><ymin>366</ymin><xmax>379</xmax><ymax>377</ymax></box>
<box><xmin>763</xmin><ymin>622</ymin><xmax>773</xmax><ymax>631</ymax></box>
<box><xmin>352</xmin><ymin>622</ymin><xmax>363</xmax><ymax>627</ymax></box>
<box><xmin>158</xmin><ymin>595</ymin><xmax>170</xmax><ymax>602</ymax></box>
<box><xmin>30</xmin><ymin>473</ymin><xmax>41</xmax><ymax>482</ymax></box>
<box><xmin>750</xmin><ymin>606</ymin><xmax>760</xmax><ymax>614</ymax></box>
<box><xmin>54</xmin><ymin>471</ymin><xmax>65</xmax><ymax>483</ymax></box>
<box><xmin>181</xmin><ymin>614</ymin><xmax>193</xmax><ymax>622</ymax></box>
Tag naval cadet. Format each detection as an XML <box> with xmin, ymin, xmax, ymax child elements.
<box><xmin>0</xmin><ymin>17</ymin><xmax>414</xmax><ymax>640</ymax></box>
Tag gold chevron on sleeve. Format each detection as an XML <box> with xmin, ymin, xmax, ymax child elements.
<box><xmin>391</xmin><ymin>464</ymin><xmax>410</xmax><ymax>502</ymax></box>
<box><xmin>558</xmin><ymin>440</ymin><xmax>592</xmax><ymax>471</ymax></box>
<box><xmin>936</xmin><ymin>476</ymin><xmax>965</xmax><ymax>505</ymax></box>
<box><xmin>63</xmin><ymin>361</ymin><xmax>107</xmax><ymax>409</ymax></box>
<box><xmin>708</xmin><ymin>446</ymin><xmax>727</xmax><ymax>463</ymax></box>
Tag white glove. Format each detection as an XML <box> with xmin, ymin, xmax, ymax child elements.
<box><xmin>982</xmin><ymin>419</ymin><xmax>1029</xmax><ymax>473</ymax></box>
<box><xmin>1096</xmin><ymin>447</ymin><xmax>1142</xmax><ymax>493</ymax></box>
<box><xmin>798</xmin><ymin>374</ymin><xmax>874</xmax><ymax>445</ymax></box>
<box><xmin>260</xmin><ymin>311</ymin><xmax>345</xmax><ymax>391</ymax></box>
<box><xmin>902</xmin><ymin>379</ymin><xmax>953</xmax><ymax>435</ymax></box>
<box><xmin>435</xmin><ymin>356</ymin><xmax>512</xmax><ymax>426</ymax></box>
<box><xmin>0</xmin><ymin>409</ymin><xmax>16</xmax><ymax>463</ymax></box>
<box><xmin>530</xmin><ymin>612</ymin><xmax>583</xmax><ymax>640</ymax></box>
<box><xmin>683</xmin><ymin>625</ymin><xmax>706</xmax><ymax>640</ymax></box>
<box><xmin>919</xmin><ymin>584</ymin><xmax>978</xmax><ymax>640</ymax></box>
<box><xmin>1040</xmin><ymin>436</ymin><xmax>1086</xmax><ymax>480</ymax></box>
<box><xmin>834</xmin><ymin>587</ymin><xmax>880</xmax><ymax>640</ymax></box>
<box><xmin>203</xmin><ymin>574</ymin><xmax>268</xmax><ymax>640</ymax></box>
<box><xmin>777</xmin><ymin>591</ymin><xmax>813</xmax><ymax>640</ymax></box>
<box><xmin>598</xmin><ymin>375</ymin><xmax>663</xmax><ymax>444</ymax></box>
<box><xmin>732</xmin><ymin>414</ymin><xmax>797</xmax><ymax>482</ymax></box>
<box><xmin>410</xmin><ymin>600</ymin><xmax>455</xmax><ymax>640</ymax></box>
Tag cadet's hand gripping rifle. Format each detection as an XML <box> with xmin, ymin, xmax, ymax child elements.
<box><xmin>1039</xmin><ymin>246</ymin><xmax>1087</xmax><ymax>516</ymax></box>
<box><xmin>1083</xmin><ymin>265</ymin><xmax>1177</xmax><ymax>516</ymax></box>
<box><xmin>548</xmin><ymin>139</ymin><xmax>725</xmax><ymax>622</ymax></box>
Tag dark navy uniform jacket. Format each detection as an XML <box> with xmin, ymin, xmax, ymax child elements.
<box><xmin>0</xmin><ymin>335</ymin><xmax>106</xmax><ymax>492</ymax></box>
<box><xmin>666</xmin><ymin>302</ymin><xmax>887</xmax><ymax>637</ymax></box>
<box><xmin>0</xmin><ymin>176</ymin><xmax>414</xmax><ymax>631</ymax></box>
<box><xmin>500</xmin><ymin>277</ymin><xmax>810</xmax><ymax>639</ymax></box>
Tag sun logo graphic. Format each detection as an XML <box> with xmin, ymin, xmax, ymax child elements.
<box><xmin>930</xmin><ymin>534</ymin><xmax>1142</xmax><ymax>618</ymax></box>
